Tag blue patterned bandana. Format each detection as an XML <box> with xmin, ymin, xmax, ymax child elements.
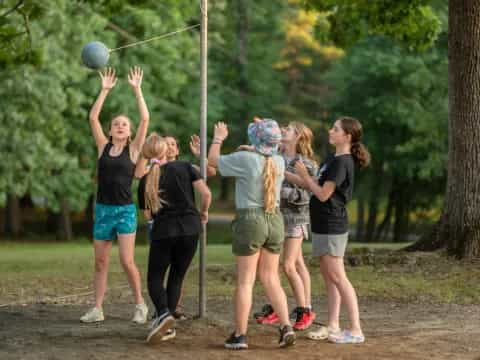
<box><xmin>247</xmin><ymin>118</ymin><xmax>282</xmax><ymax>156</ymax></box>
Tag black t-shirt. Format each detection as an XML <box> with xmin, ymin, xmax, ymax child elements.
<box><xmin>138</xmin><ymin>161</ymin><xmax>202</xmax><ymax>240</ymax></box>
<box><xmin>310</xmin><ymin>154</ymin><xmax>355</xmax><ymax>234</ymax></box>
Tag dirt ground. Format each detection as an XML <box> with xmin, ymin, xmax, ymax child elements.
<box><xmin>1</xmin><ymin>296</ymin><xmax>479</xmax><ymax>360</ymax></box>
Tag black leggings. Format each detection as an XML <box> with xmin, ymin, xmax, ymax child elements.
<box><xmin>147</xmin><ymin>235</ymin><xmax>198</xmax><ymax>316</ymax></box>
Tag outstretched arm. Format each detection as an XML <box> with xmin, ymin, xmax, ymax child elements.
<box><xmin>193</xmin><ymin>179</ymin><xmax>212</xmax><ymax>225</ymax></box>
<box><xmin>134</xmin><ymin>153</ymin><xmax>149</xmax><ymax>179</ymax></box>
<box><xmin>129</xmin><ymin>66</ymin><xmax>149</xmax><ymax>157</ymax></box>
<box><xmin>89</xmin><ymin>68</ymin><xmax>117</xmax><ymax>155</ymax></box>
<box><xmin>207</xmin><ymin>122</ymin><xmax>228</xmax><ymax>168</ymax></box>
<box><xmin>190</xmin><ymin>134</ymin><xmax>217</xmax><ymax>177</ymax></box>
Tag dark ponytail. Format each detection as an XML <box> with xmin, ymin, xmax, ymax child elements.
<box><xmin>351</xmin><ymin>141</ymin><xmax>371</xmax><ymax>169</ymax></box>
<box><xmin>338</xmin><ymin>116</ymin><xmax>371</xmax><ymax>169</ymax></box>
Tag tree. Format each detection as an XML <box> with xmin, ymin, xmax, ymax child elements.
<box><xmin>303</xmin><ymin>0</ymin><xmax>480</xmax><ymax>259</ymax></box>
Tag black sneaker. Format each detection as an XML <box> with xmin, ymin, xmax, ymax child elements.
<box><xmin>278</xmin><ymin>325</ymin><xmax>296</xmax><ymax>348</ymax></box>
<box><xmin>253</xmin><ymin>304</ymin><xmax>274</xmax><ymax>319</ymax></box>
<box><xmin>224</xmin><ymin>332</ymin><xmax>248</xmax><ymax>350</ymax></box>
<box><xmin>289</xmin><ymin>306</ymin><xmax>301</xmax><ymax>321</ymax></box>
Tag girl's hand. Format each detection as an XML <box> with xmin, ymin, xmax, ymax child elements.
<box><xmin>213</xmin><ymin>122</ymin><xmax>228</xmax><ymax>142</ymax></box>
<box><xmin>99</xmin><ymin>67</ymin><xmax>117</xmax><ymax>90</ymax></box>
<box><xmin>295</xmin><ymin>161</ymin><xmax>309</xmax><ymax>178</ymax></box>
<box><xmin>128</xmin><ymin>66</ymin><xmax>143</xmax><ymax>89</ymax></box>
<box><xmin>189</xmin><ymin>134</ymin><xmax>201</xmax><ymax>158</ymax></box>
<box><xmin>236</xmin><ymin>144</ymin><xmax>255</xmax><ymax>152</ymax></box>
<box><xmin>200</xmin><ymin>211</ymin><xmax>208</xmax><ymax>224</ymax></box>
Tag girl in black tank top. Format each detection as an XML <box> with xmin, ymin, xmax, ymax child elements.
<box><xmin>97</xmin><ymin>143</ymin><xmax>135</xmax><ymax>205</ymax></box>
<box><xmin>80</xmin><ymin>67</ymin><xmax>151</xmax><ymax>325</ymax></box>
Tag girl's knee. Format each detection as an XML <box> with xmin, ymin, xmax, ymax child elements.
<box><xmin>95</xmin><ymin>256</ymin><xmax>109</xmax><ymax>272</ymax></box>
<box><xmin>120</xmin><ymin>257</ymin><xmax>136</xmax><ymax>272</ymax></box>
<box><xmin>282</xmin><ymin>261</ymin><xmax>296</xmax><ymax>276</ymax></box>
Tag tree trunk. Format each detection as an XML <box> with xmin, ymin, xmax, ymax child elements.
<box><xmin>5</xmin><ymin>193</ymin><xmax>22</xmax><ymax>238</ymax></box>
<box><xmin>57</xmin><ymin>198</ymin><xmax>73</xmax><ymax>241</ymax></box>
<box><xmin>443</xmin><ymin>0</ymin><xmax>480</xmax><ymax>258</ymax></box>
<box><xmin>355</xmin><ymin>195</ymin><xmax>365</xmax><ymax>241</ymax></box>
<box><xmin>375</xmin><ymin>187</ymin><xmax>394</xmax><ymax>242</ymax></box>
<box><xmin>407</xmin><ymin>1</ymin><xmax>480</xmax><ymax>259</ymax></box>
<box><xmin>407</xmin><ymin>0</ymin><xmax>480</xmax><ymax>259</ymax></box>
<box><xmin>393</xmin><ymin>189</ymin><xmax>409</xmax><ymax>243</ymax></box>
<box><xmin>364</xmin><ymin>195</ymin><xmax>378</xmax><ymax>242</ymax></box>
<box><xmin>364</xmin><ymin>167</ymin><xmax>383</xmax><ymax>242</ymax></box>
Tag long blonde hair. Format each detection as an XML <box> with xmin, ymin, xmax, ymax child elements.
<box><xmin>142</xmin><ymin>133</ymin><xmax>168</xmax><ymax>214</ymax></box>
<box><xmin>290</xmin><ymin>121</ymin><xmax>316</xmax><ymax>164</ymax></box>
<box><xmin>263</xmin><ymin>156</ymin><xmax>278</xmax><ymax>213</ymax></box>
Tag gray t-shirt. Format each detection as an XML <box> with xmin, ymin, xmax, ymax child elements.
<box><xmin>218</xmin><ymin>151</ymin><xmax>285</xmax><ymax>209</ymax></box>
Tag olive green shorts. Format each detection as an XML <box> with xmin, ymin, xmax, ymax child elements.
<box><xmin>231</xmin><ymin>208</ymin><xmax>285</xmax><ymax>256</ymax></box>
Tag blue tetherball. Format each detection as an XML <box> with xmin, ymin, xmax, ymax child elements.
<box><xmin>81</xmin><ymin>41</ymin><xmax>110</xmax><ymax>69</ymax></box>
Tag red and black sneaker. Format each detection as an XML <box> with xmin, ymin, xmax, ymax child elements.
<box><xmin>257</xmin><ymin>311</ymin><xmax>280</xmax><ymax>325</ymax></box>
<box><xmin>255</xmin><ymin>304</ymin><xmax>280</xmax><ymax>324</ymax></box>
<box><xmin>254</xmin><ymin>304</ymin><xmax>273</xmax><ymax>319</ymax></box>
<box><xmin>293</xmin><ymin>308</ymin><xmax>316</xmax><ymax>331</ymax></box>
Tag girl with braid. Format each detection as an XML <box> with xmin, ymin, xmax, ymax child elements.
<box><xmin>208</xmin><ymin>118</ymin><xmax>296</xmax><ymax>350</ymax></box>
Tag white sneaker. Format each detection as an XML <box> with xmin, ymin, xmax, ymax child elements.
<box><xmin>161</xmin><ymin>328</ymin><xmax>176</xmax><ymax>341</ymax></box>
<box><xmin>307</xmin><ymin>326</ymin><xmax>341</xmax><ymax>340</ymax></box>
<box><xmin>132</xmin><ymin>303</ymin><xmax>149</xmax><ymax>324</ymax></box>
<box><xmin>80</xmin><ymin>307</ymin><xmax>104</xmax><ymax>323</ymax></box>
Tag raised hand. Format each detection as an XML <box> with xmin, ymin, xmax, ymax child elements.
<box><xmin>295</xmin><ymin>160</ymin><xmax>309</xmax><ymax>179</ymax></box>
<box><xmin>189</xmin><ymin>134</ymin><xmax>201</xmax><ymax>158</ymax></box>
<box><xmin>99</xmin><ymin>67</ymin><xmax>117</xmax><ymax>90</ymax></box>
<box><xmin>128</xmin><ymin>66</ymin><xmax>143</xmax><ymax>90</ymax></box>
<box><xmin>213</xmin><ymin>122</ymin><xmax>229</xmax><ymax>142</ymax></box>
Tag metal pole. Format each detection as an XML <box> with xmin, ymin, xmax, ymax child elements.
<box><xmin>199</xmin><ymin>0</ymin><xmax>208</xmax><ymax>318</ymax></box>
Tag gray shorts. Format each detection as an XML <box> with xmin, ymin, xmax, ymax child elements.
<box><xmin>312</xmin><ymin>232</ymin><xmax>348</xmax><ymax>257</ymax></box>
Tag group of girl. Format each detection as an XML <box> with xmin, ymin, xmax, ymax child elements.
<box><xmin>80</xmin><ymin>67</ymin><xmax>370</xmax><ymax>349</ymax></box>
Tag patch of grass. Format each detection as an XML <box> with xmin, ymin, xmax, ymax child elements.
<box><xmin>1</xmin><ymin>240</ymin><xmax>479</xmax><ymax>306</ymax></box>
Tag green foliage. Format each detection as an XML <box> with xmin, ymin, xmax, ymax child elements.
<box><xmin>302</xmin><ymin>0</ymin><xmax>442</xmax><ymax>51</ymax></box>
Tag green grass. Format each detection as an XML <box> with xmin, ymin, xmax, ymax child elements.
<box><xmin>1</xmin><ymin>240</ymin><xmax>479</xmax><ymax>306</ymax></box>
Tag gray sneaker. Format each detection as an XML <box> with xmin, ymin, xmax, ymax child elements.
<box><xmin>146</xmin><ymin>313</ymin><xmax>175</xmax><ymax>344</ymax></box>
<box><xmin>278</xmin><ymin>325</ymin><xmax>296</xmax><ymax>348</ymax></box>
<box><xmin>80</xmin><ymin>307</ymin><xmax>104</xmax><ymax>323</ymax></box>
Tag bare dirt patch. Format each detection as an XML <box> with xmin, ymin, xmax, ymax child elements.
<box><xmin>1</xmin><ymin>297</ymin><xmax>479</xmax><ymax>360</ymax></box>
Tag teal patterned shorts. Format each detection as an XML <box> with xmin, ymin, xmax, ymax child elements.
<box><xmin>93</xmin><ymin>203</ymin><xmax>137</xmax><ymax>240</ymax></box>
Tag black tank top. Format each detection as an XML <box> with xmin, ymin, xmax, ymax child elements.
<box><xmin>96</xmin><ymin>143</ymin><xmax>135</xmax><ymax>205</ymax></box>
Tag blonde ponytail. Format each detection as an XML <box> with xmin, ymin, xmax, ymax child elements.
<box><xmin>145</xmin><ymin>164</ymin><xmax>164</xmax><ymax>214</ymax></box>
<box><xmin>142</xmin><ymin>133</ymin><xmax>168</xmax><ymax>214</ymax></box>
<box><xmin>263</xmin><ymin>156</ymin><xmax>278</xmax><ymax>213</ymax></box>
